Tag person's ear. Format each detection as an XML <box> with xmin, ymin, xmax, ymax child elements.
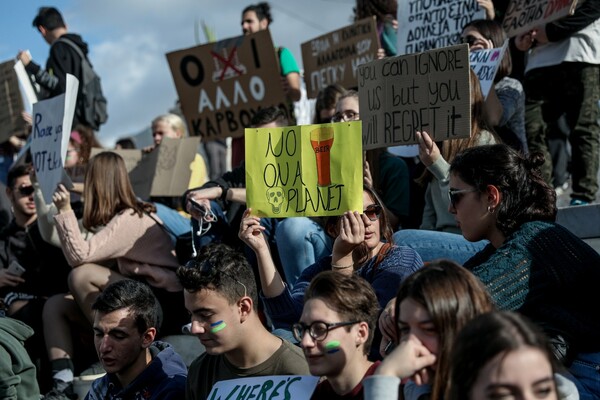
<box><xmin>486</xmin><ymin>185</ymin><xmax>501</xmax><ymax>209</ymax></box>
<box><xmin>355</xmin><ymin>321</ymin><xmax>369</xmax><ymax>348</ymax></box>
<box><xmin>142</xmin><ymin>327</ymin><xmax>157</xmax><ymax>348</ymax></box>
<box><xmin>259</xmin><ymin>19</ymin><xmax>269</xmax><ymax>30</ymax></box>
<box><xmin>238</xmin><ymin>296</ymin><xmax>253</xmax><ymax>322</ymax></box>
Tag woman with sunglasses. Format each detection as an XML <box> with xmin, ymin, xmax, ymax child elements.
<box><xmin>461</xmin><ymin>19</ymin><xmax>528</xmax><ymax>155</ymax></box>
<box><xmin>295</xmin><ymin>271</ymin><xmax>380</xmax><ymax>399</ymax></box>
<box><xmin>450</xmin><ymin>143</ymin><xmax>600</xmax><ymax>399</ymax></box>
<box><xmin>239</xmin><ymin>186</ymin><xmax>422</xmax><ymax>358</ymax></box>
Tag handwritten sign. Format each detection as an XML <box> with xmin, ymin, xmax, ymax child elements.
<box><xmin>469</xmin><ymin>42</ymin><xmax>508</xmax><ymax>99</ymax></box>
<box><xmin>0</xmin><ymin>60</ymin><xmax>27</xmax><ymax>143</ymax></box>
<box><xmin>358</xmin><ymin>44</ymin><xmax>471</xmax><ymax>149</ymax></box>
<box><xmin>91</xmin><ymin>137</ymin><xmax>200</xmax><ymax>198</ymax></box>
<box><xmin>502</xmin><ymin>0</ymin><xmax>578</xmax><ymax>38</ymax></box>
<box><xmin>31</xmin><ymin>74</ymin><xmax>78</xmax><ymax>203</ymax></box>
<box><xmin>246</xmin><ymin>122</ymin><xmax>363</xmax><ymax>217</ymax></box>
<box><xmin>167</xmin><ymin>30</ymin><xmax>290</xmax><ymax>141</ymax></box>
<box><xmin>301</xmin><ymin>17</ymin><xmax>379</xmax><ymax>99</ymax></box>
<box><xmin>397</xmin><ymin>0</ymin><xmax>485</xmax><ymax>55</ymax></box>
<box><xmin>207</xmin><ymin>375</ymin><xmax>319</xmax><ymax>400</ymax></box>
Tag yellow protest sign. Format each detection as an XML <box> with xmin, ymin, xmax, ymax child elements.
<box><xmin>246</xmin><ymin>121</ymin><xmax>363</xmax><ymax>218</ymax></box>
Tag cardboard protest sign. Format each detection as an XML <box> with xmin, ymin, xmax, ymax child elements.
<box><xmin>358</xmin><ymin>44</ymin><xmax>471</xmax><ymax>149</ymax></box>
<box><xmin>502</xmin><ymin>0</ymin><xmax>578</xmax><ymax>38</ymax></box>
<box><xmin>167</xmin><ymin>30</ymin><xmax>290</xmax><ymax>141</ymax></box>
<box><xmin>0</xmin><ymin>59</ymin><xmax>28</xmax><ymax>143</ymax></box>
<box><xmin>91</xmin><ymin>137</ymin><xmax>200</xmax><ymax>198</ymax></box>
<box><xmin>301</xmin><ymin>17</ymin><xmax>379</xmax><ymax>99</ymax></box>
<box><xmin>246</xmin><ymin>121</ymin><xmax>363</xmax><ymax>218</ymax></box>
<box><xmin>469</xmin><ymin>41</ymin><xmax>509</xmax><ymax>99</ymax></box>
<box><xmin>31</xmin><ymin>74</ymin><xmax>78</xmax><ymax>203</ymax></box>
<box><xmin>397</xmin><ymin>0</ymin><xmax>485</xmax><ymax>55</ymax></box>
<box><xmin>207</xmin><ymin>375</ymin><xmax>319</xmax><ymax>400</ymax></box>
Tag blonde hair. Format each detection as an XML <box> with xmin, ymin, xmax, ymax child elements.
<box><xmin>151</xmin><ymin>113</ymin><xmax>187</xmax><ymax>138</ymax></box>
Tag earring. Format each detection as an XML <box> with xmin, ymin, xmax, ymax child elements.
<box><xmin>487</xmin><ymin>206</ymin><xmax>495</xmax><ymax>214</ymax></box>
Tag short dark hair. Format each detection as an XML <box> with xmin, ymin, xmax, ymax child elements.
<box><xmin>448</xmin><ymin>311</ymin><xmax>560</xmax><ymax>400</ymax></box>
<box><xmin>176</xmin><ymin>243</ymin><xmax>259</xmax><ymax>309</ymax></box>
<box><xmin>251</xmin><ymin>106</ymin><xmax>288</xmax><ymax>128</ymax></box>
<box><xmin>92</xmin><ymin>279</ymin><xmax>162</xmax><ymax>334</ymax></box>
<box><xmin>449</xmin><ymin>144</ymin><xmax>557</xmax><ymax>237</ymax></box>
<box><xmin>304</xmin><ymin>271</ymin><xmax>380</xmax><ymax>355</ymax></box>
<box><xmin>7</xmin><ymin>164</ymin><xmax>32</xmax><ymax>189</ymax></box>
<box><xmin>32</xmin><ymin>7</ymin><xmax>66</xmax><ymax>30</ymax></box>
<box><xmin>242</xmin><ymin>2</ymin><xmax>273</xmax><ymax>24</ymax></box>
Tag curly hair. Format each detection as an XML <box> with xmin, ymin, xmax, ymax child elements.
<box><xmin>449</xmin><ymin>144</ymin><xmax>557</xmax><ymax>236</ymax></box>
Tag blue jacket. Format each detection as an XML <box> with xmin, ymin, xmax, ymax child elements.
<box><xmin>85</xmin><ymin>341</ymin><xmax>187</xmax><ymax>400</ymax></box>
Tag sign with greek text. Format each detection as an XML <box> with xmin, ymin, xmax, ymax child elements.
<box><xmin>246</xmin><ymin>121</ymin><xmax>363</xmax><ymax>217</ymax></box>
<box><xmin>207</xmin><ymin>375</ymin><xmax>319</xmax><ymax>400</ymax></box>
<box><xmin>301</xmin><ymin>17</ymin><xmax>379</xmax><ymax>99</ymax></box>
<box><xmin>358</xmin><ymin>44</ymin><xmax>471</xmax><ymax>149</ymax></box>
<box><xmin>469</xmin><ymin>41</ymin><xmax>508</xmax><ymax>99</ymax></box>
<box><xmin>397</xmin><ymin>0</ymin><xmax>485</xmax><ymax>55</ymax></box>
<box><xmin>31</xmin><ymin>74</ymin><xmax>78</xmax><ymax>203</ymax></box>
<box><xmin>502</xmin><ymin>0</ymin><xmax>578</xmax><ymax>38</ymax></box>
<box><xmin>167</xmin><ymin>30</ymin><xmax>291</xmax><ymax>141</ymax></box>
<box><xmin>0</xmin><ymin>59</ymin><xmax>27</xmax><ymax>143</ymax></box>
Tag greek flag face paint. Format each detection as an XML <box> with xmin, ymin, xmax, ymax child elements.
<box><xmin>325</xmin><ymin>340</ymin><xmax>341</xmax><ymax>354</ymax></box>
<box><xmin>210</xmin><ymin>320</ymin><xmax>227</xmax><ymax>333</ymax></box>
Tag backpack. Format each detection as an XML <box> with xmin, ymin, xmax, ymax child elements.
<box><xmin>58</xmin><ymin>38</ymin><xmax>108</xmax><ymax>130</ymax></box>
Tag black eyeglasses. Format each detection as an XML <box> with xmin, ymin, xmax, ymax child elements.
<box><xmin>460</xmin><ymin>35</ymin><xmax>479</xmax><ymax>46</ymax></box>
<box><xmin>184</xmin><ymin>259</ymin><xmax>248</xmax><ymax>298</ymax></box>
<box><xmin>16</xmin><ymin>186</ymin><xmax>34</xmax><ymax>196</ymax></box>
<box><xmin>292</xmin><ymin>320</ymin><xmax>360</xmax><ymax>342</ymax></box>
<box><xmin>448</xmin><ymin>188</ymin><xmax>478</xmax><ymax>208</ymax></box>
<box><xmin>363</xmin><ymin>204</ymin><xmax>382</xmax><ymax>221</ymax></box>
<box><xmin>331</xmin><ymin>110</ymin><xmax>359</xmax><ymax>122</ymax></box>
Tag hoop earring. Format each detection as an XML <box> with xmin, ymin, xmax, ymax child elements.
<box><xmin>487</xmin><ymin>206</ymin><xmax>495</xmax><ymax>214</ymax></box>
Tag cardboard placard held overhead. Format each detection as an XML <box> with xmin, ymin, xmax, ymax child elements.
<box><xmin>245</xmin><ymin>121</ymin><xmax>363</xmax><ymax>218</ymax></box>
<box><xmin>301</xmin><ymin>17</ymin><xmax>379</xmax><ymax>99</ymax></box>
<box><xmin>502</xmin><ymin>0</ymin><xmax>578</xmax><ymax>38</ymax></box>
<box><xmin>397</xmin><ymin>0</ymin><xmax>485</xmax><ymax>55</ymax></box>
<box><xmin>358</xmin><ymin>44</ymin><xmax>471</xmax><ymax>150</ymax></box>
<box><xmin>91</xmin><ymin>137</ymin><xmax>200</xmax><ymax>199</ymax></box>
<box><xmin>166</xmin><ymin>30</ymin><xmax>290</xmax><ymax>141</ymax></box>
<box><xmin>0</xmin><ymin>59</ymin><xmax>28</xmax><ymax>143</ymax></box>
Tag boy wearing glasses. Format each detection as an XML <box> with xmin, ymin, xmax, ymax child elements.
<box><xmin>177</xmin><ymin>244</ymin><xmax>309</xmax><ymax>400</ymax></box>
<box><xmin>295</xmin><ymin>271</ymin><xmax>380</xmax><ymax>399</ymax></box>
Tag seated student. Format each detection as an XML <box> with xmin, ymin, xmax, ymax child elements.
<box><xmin>295</xmin><ymin>271</ymin><xmax>380</xmax><ymax>399</ymax></box>
<box><xmin>448</xmin><ymin>311</ymin><xmax>579</xmax><ymax>400</ymax></box>
<box><xmin>86</xmin><ymin>279</ymin><xmax>187</xmax><ymax>400</ymax></box>
<box><xmin>177</xmin><ymin>243</ymin><xmax>309</xmax><ymax>400</ymax></box>
<box><xmin>0</xmin><ymin>299</ymin><xmax>41</xmax><ymax>400</ymax></box>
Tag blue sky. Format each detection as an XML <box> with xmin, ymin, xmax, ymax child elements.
<box><xmin>1</xmin><ymin>1</ymin><xmax>354</xmax><ymax>146</ymax></box>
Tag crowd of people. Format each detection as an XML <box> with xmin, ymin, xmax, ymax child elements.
<box><xmin>1</xmin><ymin>1</ymin><xmax>599</xmax><ymax>399</ymax></box>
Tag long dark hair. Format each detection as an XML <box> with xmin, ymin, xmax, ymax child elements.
<box><xmin>450</xmin><ymin>144</ymin><xmax>556</xmax><ymax>237</ymax></box>
<box><xmin>462</xmin><ymin>19</ymin><xmax>512</xmax><ymax>82</ymax></box>
<box><xmin>447</xmin><ymin>311</ymin><xmax>559</xmax><ymax>400</ymax></box>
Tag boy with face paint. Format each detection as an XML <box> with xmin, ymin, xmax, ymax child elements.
<box><xmin>177</xmin><ymin>244</ymin><xmax>309</xmax><ymax>400</ymax></box>
<box><xmin>293</xmin><ymin>271</ymin><xmax>380</xmax><ymax>399</ymax></box>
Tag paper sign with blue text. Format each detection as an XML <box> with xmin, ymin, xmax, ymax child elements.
<box><xmin>469</xmin><ymin>41</ymin><xmax>509</xmax><ymax>99</ymax></box>
<box><xmin>207</xmin><ymin>375</ymin><xmax>319</xmax><ymax>400</ymax></box>
<box><xmin>358</xmin><ymin>44</ymin><xmax>471</xmax><ymax>149</ymax></box>
<box><xmin>246</xmin><ymin>121</ymin><xmax>363</xmax><ymax>218</ymax></box>
<box><xmin>397</xmin><ymin>0</ymin><xmax>485</xmax><ymax>55</ymax></box>
<box><xmin>31</xmin><ymin>74</ymin><xmax>78</xmax><ymax>203</ymax></box>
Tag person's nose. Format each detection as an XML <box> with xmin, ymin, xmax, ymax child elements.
<box><xmin>300</xmin><ymin>330</ymin><xmax>315</xmax><ymax>350</ymax></box>
<box><xmin>98</xmin><ymin>336</ymin><xmax>112</xmax><ymax>354</ymax></box>
<box><xmin>190</xmin><ymin>319</ymin><xmax>207</xmax><ymax>335</ymax></box>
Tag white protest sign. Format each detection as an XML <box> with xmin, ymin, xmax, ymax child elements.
<box><xmin>502</xmin><ymin>0</ymin><xmax>578</xmax><ymax>38</ymax></box>
<box><xmin>397</xmin><ymin>0</ymin><xmax>485</xmax><ymax>55</ymax></box>
<box><xmin>31</xmin><ymin>74</ymin><xmax>78</xmax><ymax>203</ymax></box>
<box><xmin>207</xmin><ymin>375</ymin><xmax>319</xmax><ymax>400</ymax></box>
<box><xmin>469</xmin><ymin>41</ymin><xmax>509</xmax><ymax>99</ymax></box>
<box><xmin>14</xmin><ymin>57</ymin><xmax>38</xmax><ymax>112</ymax></box>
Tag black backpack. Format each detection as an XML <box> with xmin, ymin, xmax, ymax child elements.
<box><xmin>58</xmin><ymin>38</ymin><xmax>108</xmax><ymax>130</ymax></box>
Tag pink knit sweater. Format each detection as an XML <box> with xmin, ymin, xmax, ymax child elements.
<box><xmin>54</xmin><ymin>209</ymin><xmax>181</xmax><ymax>291</ymax></box>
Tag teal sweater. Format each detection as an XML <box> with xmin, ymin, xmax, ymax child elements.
<box><xmin>465</xmin><ymin>221</ymin><xmax>600</xmax><ymax>353</ymax></box>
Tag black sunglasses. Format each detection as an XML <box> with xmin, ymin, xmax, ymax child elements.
<box><xmin>448</xmin><ymin>188</ymin><xmax>478</xmax><ymax>208</ymax></box>
<box><xmin>16</xmin><ymin>185</ymin><xmax>35</xmax><ymax>196</ymax></box>
<box><xmin>363</xmin><ymin>204</ymin><xmax>382</xmax><ymax>221</ymax></box>
<box><xmin>460</xmin><ymin>35</ymin><xmax>479</xmax><ymax>46</ymax></box>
